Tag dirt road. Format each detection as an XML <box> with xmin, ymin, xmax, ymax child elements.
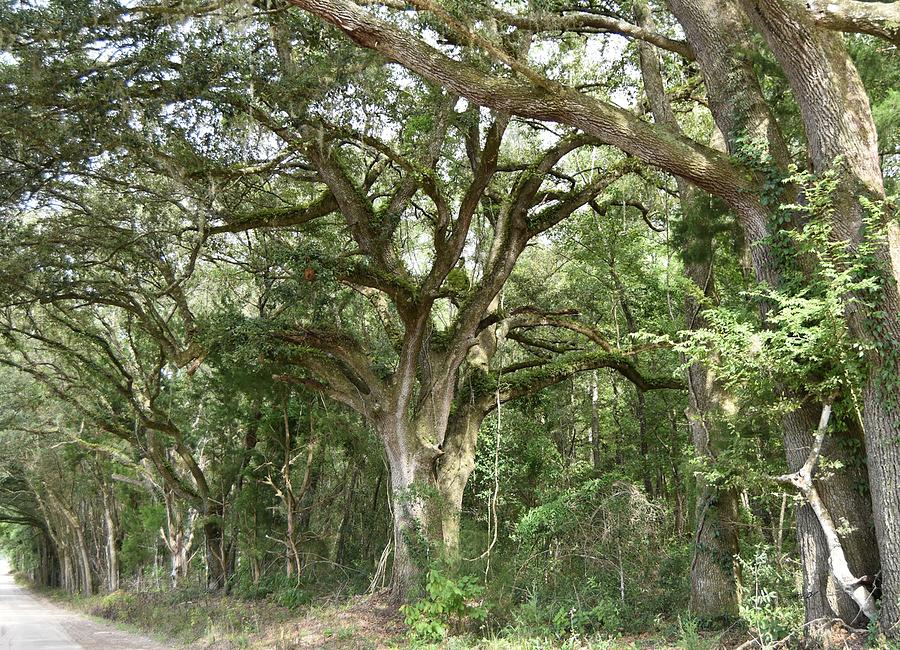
<box><xmin>0</xmin><ymin>560</ymin><xmax>169</xmax><ymax>650</ymax></box>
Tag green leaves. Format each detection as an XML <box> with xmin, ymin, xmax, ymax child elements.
<box><xmin>679</xmin><ymin>168</ymin><xmax>887</xmax><ymax>404</ymax></box>
<box><xmin>400</xmin><ymin>566</ymin><xmax>486</xmax><ymax>642</ymax></box>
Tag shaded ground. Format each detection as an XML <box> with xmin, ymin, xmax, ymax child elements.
<box><xmin>25</xmin><ymin>579</ymin><xmax>873</xmax><ymax>649</ymax></box>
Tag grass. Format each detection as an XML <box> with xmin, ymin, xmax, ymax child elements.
<box><xmin>38</xmin><ymin>586</ymin><xmax>295</xmax><ymax>649</ymax></box>
<box><xmin>27</xmin><ymin>580</ymin><xmax>748</xmax><ymax>649</ymax></box>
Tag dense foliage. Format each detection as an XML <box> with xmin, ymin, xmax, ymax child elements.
<box><xmin>0</xmin><ymin>0</ymin><xmax>897</xmax><ymax>647</ymax></box>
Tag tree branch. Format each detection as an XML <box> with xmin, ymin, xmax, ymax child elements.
<box><xmin>287</xmin><ymin>0</ymin><xmax>762</xmax><ymax>210</ymax></box>
<box><xmin>775</xmin><ymin>404</ymin><xmax>877</xmax><ymax>621</ymax></box>
<box><xmin>807</xmin><ymin>0</ymin><xmax>900</xmax><ymax>45</ymax></box>
<box><xmin>490</xmin><ymin>8</ymin><xmax>696</xmax><ymax>60</ymax></box>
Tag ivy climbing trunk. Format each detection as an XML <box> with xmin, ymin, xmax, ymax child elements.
<box><xmin>736</xmin><ymin>0</ymin><xmax>898</xmax><ymax>631</ymax></box>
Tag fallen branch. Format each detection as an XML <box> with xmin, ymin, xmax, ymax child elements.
<box><xmin>775</xmin><ymin>404</ymin><xmax>876</xmax><ymax>621</ymax></box>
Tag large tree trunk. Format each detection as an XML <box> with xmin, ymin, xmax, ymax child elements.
<box><xmin>381</xmin><ymin>419</ymin><xmax>443</xmax><ymax>601</ymax></box>
<box><xmin>436</xmin><ymin>407</ymin><xmax>483</xmax><ymax>562</ymax></box>
<box><xmin>783</xmin><ymin>404</ymin><xmax>880</xmax><ymax>627</ymax></box>
<box><xmin>690</xmin><ymin>473</ymin><xmax>742</xmax><ymax>619</ymax></box>
<box><xmin>861</xmin><ymin>375</ymin><xmax>900</xmax><ymax>632</ymax></box>
<box><xmin>735</xmin><ymin>0</ymin><xmax>893</xmax><ymax>630</ymax></box>
<box><xmin>101</xmin><ymin>484</ymin><xmax>119</xmax><ymax>592</ymax></box>
<box><xmin>683</xmin><ymin>284</ymin><xmax>742</xmax><ymax>620</ymax></box>
<box><xmin>162</xmin><ymin>489</ymin><xmax>194</xmax><ymax>587</ymax></box>
<box><xmin>664</xmin><ymin>0</ymin><xmax>880</xmax><ymax>628</ymax></box>
<box><xmin>781</xmin><ymin>405</ymin><xmax>878</xmax><ymax>620</ymax></box>
<box><xmin>684</xmin><ymin>329</ymin><xmax>742</xmax><ymax>620</ymax></box>
<box><xmin>203</xmin><ymin>503</ymin><xmax>231</xmax><ymax>592</ymax></box>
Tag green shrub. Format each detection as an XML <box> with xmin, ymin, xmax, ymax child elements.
<box><xmin>676</xmin><ymin>614</ymin><xmax>721</xmax><ymax>650</ymax></box>
<box><xmin>510</xmin><ymin>479</ymin><xmax>670</xmax><ymax>635</ymax></box>
<box><xmin>739</xmin><ymin>544</ymin><xmax>803</xmax><ymax>648</ymax></box>
<box><xmin>273</xmin><ymin>583</ymin><xmax>309</xmax><ymax>609</ymax></box>
<box><xmin>551</xmin><ymin>597</ymin><xmax>621</xmax><ymax>636</ymax></box>
<box><xmin>401</xmin><ymin>566</ymin><xmax>487</xmax><ymax>642</ymax></box>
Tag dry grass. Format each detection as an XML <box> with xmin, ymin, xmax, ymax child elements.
<box><xmin>248</xmin><ymin>592</ymin><xmax>406</xmax><ymax>649</ymax></box>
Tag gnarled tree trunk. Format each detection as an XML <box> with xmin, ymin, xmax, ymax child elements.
<box><xmin>380</xmin><ymin>416</ymin><xmax>443</xmax><ymax>601</ymax></box>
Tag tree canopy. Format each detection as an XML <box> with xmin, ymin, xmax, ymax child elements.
<box><xmin>0</xmin><ymin>0</ymin><xmax>898</xmax><ymax>646</ymax></box>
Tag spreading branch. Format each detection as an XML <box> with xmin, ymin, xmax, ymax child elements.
<box><xmin>287</xmin><ymin>0</ymin><xmax>763</xmax><ymax>211</ymax></box>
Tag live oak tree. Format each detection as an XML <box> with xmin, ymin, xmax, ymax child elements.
<box><xmin>2</xmin><ymin>0</ymin><xmax>683</xmax><ymax>601</ymax></box>
<box><xmin>0</xmin><ymin>0</ymin><xmax>898</xmax><ymax>641</ymax></box>
<box><xmin>0</xmin><ymin>149</ymin><xmax>264</xmax><ymax>590</ymax></box>
<box><xmin>211</xmin><ymin>106</ymin><xmax>684</xmax><ymax>597</ymax></box>
<box><xmin>287</xmin><ymin>0</ymin><xmax>899</xmax><ymax>632</ymax></box>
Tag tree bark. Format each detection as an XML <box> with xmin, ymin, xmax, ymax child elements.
<box><xmin>590</xmin><ymin>372</ymin><xmax>602</xmax><ymax>471</ymax></box>
<box><xmin>778</xmin><ymin>405</ymin><xmax>877</xmax><ymax>621</ymax></box>
<box><xmin>101</xmin><ymin>485</ymin><xmax>119</xmax><ymax>592</ymax></box>
<box><xmin>662</xmin><ymin>0</ymin><xmax>880</xmax><ymax>628</ymax></box>
<box><xmin>204</xmin><ymin>503</ymin><xmax>230</xmax><ymax>592</ymax></box>
<box><xmin>162</xmin><ymin>489</ymin><xmax>194</xmax><ymax>587</ymax></box>
<box><xmin>71</xmin><ymin>522</ymin><xmax>93</xmax><ymax>597</ymax></box>
<box><xmin>45</xmin><ymin>491</ymin><xmax>93</xmax><ymax>596</ymax></box>
<box><xmin>736</xmin><ymin>0</ymin><xmax>894</xmax><ymax>630</ymax></box>
<box><xmin>783</xmin><ymin>404</ymin><xmax>880</xmax><ymax>627</ymax></box>
<box><xmin>436</xmin><ymin>406</ymin><xmax>484</xmax><ymax>562</ymax></box>
<box><xmin>381</xmin><ymin>418</ymin><xmax>443</xmax><ymax>601</ymax></box>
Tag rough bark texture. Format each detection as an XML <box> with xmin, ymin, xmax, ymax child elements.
<box><xmin>779</xmin><ymin>405</ymin><xmax>877</xmax><ymax>621</ymax></box>
<box><xmin>737</xmin><ymin>0</ymin><xmax>896</xmax><ymax>630</ymax></box>
<box><xmin>383</xmin><ymin>426</ymin><xmax>441</xmax><ymax>601</ymax></box>
<box><xmin>665</xmin><ymin>0</ymin><xmax>880</xmax><ymax>627</ymax></box>
<box><xmin>204</xmin><ymin>506</ymin><xmax>230</xmax><ymax>592</ymax></box>
<box><xmin>783</xmin><ymin>404</ymin><xmax>879</xmax><ymax>627</ymax></box>
<box><xmin>436</xmin><ymin>406</ymin><xmax>482</xmax><ymax>561</ymax></box>
<box><xmin>805</xmin><ymin>0</ymin><xmax>900</xmax><ymax>44</ymax></box>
